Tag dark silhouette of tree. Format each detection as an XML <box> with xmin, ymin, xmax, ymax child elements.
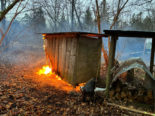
<box><xmin>83</xmin><ymin>8</ymin><xmax>93</xmax><ymax>31</ymax></box>
<box><xmin>30</xmin><ymin>6</ymin><xmax>46</xmax><ymax>32</ymax></box>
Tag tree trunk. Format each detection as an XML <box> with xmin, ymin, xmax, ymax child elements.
<box><xmin>95</xmin><ymin>0</ymin><xmax>109</xmax><ymax>67</ymax></box>
<box><xmin>71</xmin><ymin>0</ymin><xmax>75</xmax><ymax>31</ymax></box>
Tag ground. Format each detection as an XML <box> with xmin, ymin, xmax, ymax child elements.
<box><xmin>0</xmin><ymin>63</ymin><xmax>153</xmax><ymax>116</ymax></box>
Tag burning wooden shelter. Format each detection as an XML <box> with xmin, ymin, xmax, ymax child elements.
<box><xmin>42</xmin><ymin>32</ymin><xmax>107</xmax><ymax>86</ymax></box>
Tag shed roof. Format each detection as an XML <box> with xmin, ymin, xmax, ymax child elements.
<box><xmin>104</xmin><ymin>30</ymin><xmax>155</xmax><ymax>38</ymax></box>
<box><xmin>42</xmin><ymin>32</ymin><xmax>108</xmax><ymax>38</ymax></box>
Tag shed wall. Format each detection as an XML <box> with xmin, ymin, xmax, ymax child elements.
<box><xmin>44</xmin><ymin>35</ymin><xmax>101</xmax><ymax>85</ymax></box>
<box><xmin>75</xmin><ymin>37</ymin><xmax>102</xmax><ymax>84</ymax></box>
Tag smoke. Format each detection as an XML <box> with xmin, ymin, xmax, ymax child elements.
<box><xmin>112</xmin><ymin>26</ymin><xmax>153</xmax><ymax>65</ymax></box>
<box><xmin>0</xmin><ymin>16</ymin><xmax>153</xmax><ymax>69</ymax></box>
<box><xmin>45</xmin><ymin>19</ymin><xmax>153</xmax><ymax>66</ymax></box>
<box><xmin>0</xmin><ymin>20</ymin><xmax>46</xmax><ymax>68</ymax></box>
<box><xmin>101</xmin><ymin>25</ymin><xmax>153</xmax><ymax>66</ymax></box>
<box><xmin>116</xmin><ymin>37</ymin><xmax>146</xmax><ymax>61</ymax></box>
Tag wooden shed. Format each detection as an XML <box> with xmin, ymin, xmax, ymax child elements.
<box><xmin>42</xmin><ymin>32</ymin><xmax>106</xmax><ymax>85</ymax></box>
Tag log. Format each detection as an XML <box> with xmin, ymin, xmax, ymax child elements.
<box><xmin>107</xmin><ymin>103</ymin><xmax>155</xmax><ymax>116</ymax></box>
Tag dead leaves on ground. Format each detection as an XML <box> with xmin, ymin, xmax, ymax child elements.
<box><xmin>0</xmin><ymin>64</ymin><xmax>151</xmax><ymax>116</ymax></box>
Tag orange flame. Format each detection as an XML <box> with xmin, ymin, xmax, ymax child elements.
<box><xmin>36</xmin><ymin>65</ymin><xmax>84</xmax><ymax>92</ymax></box>
<box><xmin>37</xmin><ymin>65</ymin><xmax>52</xmax><ymax>75</ymax></box>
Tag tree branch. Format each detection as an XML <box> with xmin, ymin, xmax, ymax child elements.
<box><xmin>0</xmin><ymin>0</ymin><xmax>28</xmax><ymax>46</ymax></box>
<box><xmin>0</xmin><ymin>0</ymin><xmax>20</xmax><ymax>22</ymax></box>
<box><xmin>110</xmin><ymin>0</ymin><xmax>129</xmax><ymax>29</ymax></box>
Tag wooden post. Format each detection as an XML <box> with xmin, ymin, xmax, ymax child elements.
<box><xmin>106</xmin><ymin>36</ymin><xmax>117</xmax><ymax>96</ymax></box>
<box><xmin>153</xmin><ymin>86</ymin><xmax>155</xmax><ymax>112</ymax></box>
<box><xmin>150</xmin><ymin>38</ymin><xmax>155</xmax><ymax>74</ymax></box>
<box><xmin>150</xmin><ymin>38</ymin><xmax>155</xmax><ymax>112</ymax></box>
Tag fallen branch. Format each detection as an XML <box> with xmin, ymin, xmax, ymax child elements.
<box><xmin>107</xmin><ymin>102</ymin><xmax>155</xmax><ymax>116</ymax></box>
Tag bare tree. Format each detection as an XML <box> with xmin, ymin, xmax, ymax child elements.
<box><xmin>40</xmin><ymin>0</ymin><xmax>67</xmax><ymax>31</ymax></box>
<box><xmin>110</xmin><ymin>0</ymin><xmax>129</xmax><ymax>29</ymax></box>
<box><xmin>0</xmin><ymin>0</ymin><xmax>28</xmax><ymax>46</ymax></box>
<box><xmin>39</xmin><ymin>0</ymin><xmax>84</xmax><ymax>32</ymax></box>
<box><xmin>95</xmin><ymin>0</ymin><xmax>109</xmax><ymax>68</ymax></box>
<box><xmin>68</xmin><ymin>0</ymin><xmax>83</xmax><ymax>30</ymax></box>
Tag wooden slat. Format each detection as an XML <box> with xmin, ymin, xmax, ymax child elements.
<box><xmin>53</xmin><ymin>37</ymin><xmax>56</xmax><ymax>72</ymax></box>
<box><xmin>70</xmin><ymin>38</ymin><xmax>78</xmax><ymax>84</ymax></box>
<box><xmin>61</xmin><ymin>38</ymin><xmax>67</xmax><ymax>79</ymax></box>
<box><xmin>44</xmin><ymin>39</ymin><xmax>48</xmax><ymax>58</ymax></box>
<box><xmin>50</xmin><ymin>37</ymin><xmax>53</xmax><ymax>69</ymax></box>
<box><xmin>49</xmin><ymin>38</ymin><xmax>52</xmax><ymax>65</ymax></box>
<box><xmin>58</xmin><ymin>38</ymin><xmax>63</xmax><ymax>75</ymax></box>
<box><xmin>58</xmin><ymin>38</ymin><xmax>62</xmax><ymax>76</ymax></box>
<box><xmin>64</xmin><ymin>39</ymin><xmax>69</xmax><ymax>80</ymax></box>
<box><xmin>64</xmin><ymin>38</ymin><xmax>72</xmax><ymax>82</ymax></box>
<box><xmin>53</xmin><ymin>37</ymin><xmax>56</xmax><ymax>71</ymax></box>
<box><xmin>55</xmin><ymin>37</ymin><xmax>59</xmax><ymax>73</ymax></box>
<box><xmin>57</xmin><ymin>38</ymin><xmax>60</xmax><ymax>74</ymax></box>
<box><xmin>69</xmin><ymin>55</ymin><xmax>76</xmax><ymax>84</ymax></box>
<box><xmin>51</xmin><ymin>37</ymin><xmax>54</xmax><ymax>67</ymax></box>
<box><xmin>68</xmin><ymin>38</ymin><xmax>73</xmax><ymax>83</ymax></box>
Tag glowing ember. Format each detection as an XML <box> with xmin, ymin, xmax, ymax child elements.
<box><xmin>56</xmin><ymin>75</ymin><xmax>61</xmax><ymax>80</ymax></box>
<box><xmin>38</xmin><ymin>65</ymin><xmax>52</xmax><ymax>75</ymax></box>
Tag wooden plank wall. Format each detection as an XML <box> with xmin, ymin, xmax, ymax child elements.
<box><xmin>45</xmin><ymin>35</ymin><xmax>101</xmax><ymax>85</ymax></box>
<box><xmin>45</xmin><ymin>36</ymin><xmax>77</xmax><ymax>85</ymax></box>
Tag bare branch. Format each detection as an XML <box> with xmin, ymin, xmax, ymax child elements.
<box><xmin>0</xmin><ymin>29</ymin><xmax>4</xmax><ymax>36</ymax></box>
<box><xmin>110</xmin><ymin>0</ymin><xmax>129</xmax><ymax>29</ymax></box>
<box><xmin>0</xmin><ymin>0</ymin><xmax>28</xmax><ymax>46</ymax></box>
<box><xmin>0</xmin><ymin>0</ymin><xmax>20</xmax><ymax>22</ymax></box>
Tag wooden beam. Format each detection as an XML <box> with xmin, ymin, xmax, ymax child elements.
<box><xmin>150</xmin><ymin>38</ymin><xmax>155</xmax><ymax>74</ymax></box>
<box><xmin>106</xmin><ymin>36</ymin><xmax>117</xmax><ymax>96</ymax></box>
<box><xmin>42</xmin><ymin>32</ymin><xmax>108</xmax><ymax>38</ymax></box>
<box><xmin>150</xmin><ymin>37</ymin><xmax>155</xmax><ymax>112</ymax></box>
<box><xmin>153</xmin><ymin>87</ymin><xmax>155</xmax><ymax>112</ymax></box>
<box><xmin>104</xmin><ymin>30</ymin><xmax>155</xmax><ymax>38</ymax></box>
